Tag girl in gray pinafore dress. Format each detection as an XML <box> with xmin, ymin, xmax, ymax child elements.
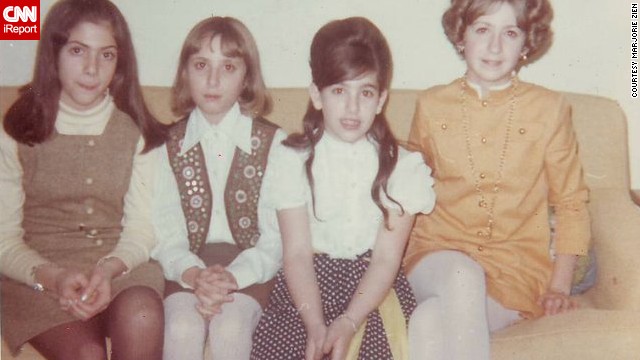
<box><xmin>1</xmin><ymin>0</ymin><xmax>168</xmax><ymax>359</ymax></box>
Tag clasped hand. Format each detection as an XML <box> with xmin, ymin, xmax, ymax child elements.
<box><xmin>53</xmin><ymin>266</ymin><xmax>113</xmax><ymax>321</ymax></box>
<box><xmin>193</xmin><ymin>264</ymin><xmax>238</xmax><ymax>319</ymax></box>
<box><xmin>306</xmin><ymin>316</ymin><xmax>357</xmax><ymax>360</ymax></box>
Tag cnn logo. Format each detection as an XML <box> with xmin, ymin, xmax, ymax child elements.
<box><xmin>1</xmin><ymin>0</ymin><xmax>40</xmax><ymax>40</ymax></box>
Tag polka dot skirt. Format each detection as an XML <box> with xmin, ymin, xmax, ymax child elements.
<box><xmin>251</xmin><ymin>251</ymin><xmax>416</xmax><ymax>359</ymax></box>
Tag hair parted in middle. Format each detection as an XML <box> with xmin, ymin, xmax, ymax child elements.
<box><xmin>3</xmin><ymin>0</ymin><xmax>166</xmax><ymax>151</ymax></box>
<box><xmin>284</xmin><ymin>16</ymin><xmax>402</xmax><ymax>228</ymax></box>
<box><xmin>442</xmin><ymin>0</ymin><xmax>554</xmax><ymax>64</ymax></box>
<box><xmin>171</xmin><ymin>16</ymin><xmax>271</xmax><ymax>119</ymax></box>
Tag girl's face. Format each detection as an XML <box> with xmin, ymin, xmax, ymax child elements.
<box><xmin>310</xmin><ymin>71</ymin><xmax>387</xmax><ymax>144</ymax></box>
<box><xmin>460</xmin><ymin>2</ymin><xmax>525</xmax><ymax>92</ymax></box>
<box><xmin>58</xmin><ymin>21</ymin><xmax>118</xmax><ymax>111</ymax></box>
<box><xmin>186</xmin><ymin>35</ymin><xmax>247</xmax><ymax>124</ymax></box>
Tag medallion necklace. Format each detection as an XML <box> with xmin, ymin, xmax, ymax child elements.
<box><xmin>459</xmin><ymin>76</ymin><xmax>518</xmax><ymax>240</ymax></box>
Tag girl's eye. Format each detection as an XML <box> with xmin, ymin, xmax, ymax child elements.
<box><xmin>69</xmin><ymin>46</ymin><xmax>84</xmax><ymax>55</ymax></box>
<box><xmin>332</xmin><ymin>87</ymin><xmax>344</xmax><ymax>95</ymax></box>
<box><xmin>475</xmin><ymin>27</ymin><xmax>488</xmax><ymax>34</ymax></box>
<box><xmin>362</xmin><ymin>89</ymin><xmax>375</xmax><ymax>97</ymax></box>
<box><xmin>224</xmin><ymin>63</ymin><xmax>236</xmax><ymax>72</ymax></box>
<box><xmin>194</xmin><ymin>62</ymin><xmax>206</xmax><ymax>70</ymax></box>
<box><xmin>102</xmin><ymin>51</ymin><xmax>117</xmax><ymax>61</ymax></box>
<box><xmin>505</xmin><ymin>29</ymin><xmax>521</xmax><ymax>38</ymax></box>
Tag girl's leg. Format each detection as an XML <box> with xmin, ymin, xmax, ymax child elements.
<box><xmin>106</xmin><ymin>286</ymin><xmax>164</xmax><ymax>360</ymax></box>
<box><xmin>163</xmin><ymin>292</ymin><xmax>206</xmax><ymax>360</ymax></box>
<box><xmin>29</xmin><ymin>315</ymin><xmax>107</xmax><ymax>360</ymax></box>
<box><xmin>408</xmin><ymin>250</ymin><xmax>489</xmax><ymax>360</ymax></box>
<box><xmin>208</xmin><ymin>293</ymin><xmax>262</xmax><ymax>360</ymax></box>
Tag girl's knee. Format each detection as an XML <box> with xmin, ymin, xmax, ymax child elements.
<box><xmin>110</xmin><ymin>286</ymin><xmax>164</xmax><ymax>330</ymax></box>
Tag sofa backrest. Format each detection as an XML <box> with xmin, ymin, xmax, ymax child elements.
<box><xmin>0</xmin><ymin>85</ymin><xmax>629</xmax><ymax>191</ymax></box>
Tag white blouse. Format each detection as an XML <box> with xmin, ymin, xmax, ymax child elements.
<box><xmin>151</xmin><ymin>103</ymin><xmax>286</xmax><ymax>290</ymax></box>
<box><xmin>274</xmin><ymin>132</ymin><xmax>436</xmax><ymax>259</ymax></box>
<box><xmin>0</xmin><ymin>96</ymin><xmax>158</xmax><ymax>285</ymax></box>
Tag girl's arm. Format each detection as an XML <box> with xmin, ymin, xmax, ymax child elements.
<box><xmin>538</xmin><ymin>253</ymin><xmax>579</xmax><ymax>315</ymax></box>
<box><xmin>150</xmin><ymin>144</ymin><xmax>206</xmax><ymax>287</ymax></box>
<box><xmin>323</xmin><ymin>210</ymin><xmax>415</xmax><ymax>360</ymax></box>
<box><xmin>542</xmin><ymin>95</ymin><xmax>590</xmax><ymax>315</ymax></box>
<box><xmin>105</xmin><ymin>137</ymin><xmax>159</xmax><ymax>271</ymax></box>
<box><xmin>0</xmin><ymin>128</ymin><xmax>51</xmax><ymax>285</ymax></box>
<box><xmin>279</xmin><ymin>206</ymin><xmax>327</xmax><ymax>360</ymax></box>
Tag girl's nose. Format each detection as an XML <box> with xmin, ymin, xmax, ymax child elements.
<box><xmin>346</xmin><ymin>93</ymin><xmax>360</xmax><ymax>114</ymax></box>
<box><xmin>489</xmin><ymin>33</ymin><xmax>502</xmax><ymax>54</ymax></box>
<box><xmin>84</xmin><ymin>54</ymin><xmax>98</xmax><ymax>76</ymax></box>
<box><xmin>207</xmin><ymin>67</ymin><xmax>220</xmax><ymax>87</ymax></box>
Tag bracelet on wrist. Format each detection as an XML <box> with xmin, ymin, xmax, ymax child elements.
<box><xmin>30</xmin><ymin>263</ymin><xmax>60</xmax><ymax>292</ymax></box>
<box><xmin>337</xmin><ymin>313</ymin><xmax>358</xmax><ymax>333</ymax></box>
<box><xmin>96</xmin><ymin>256</ymin><xmax>128</xmax><ymax>278</ymax></box>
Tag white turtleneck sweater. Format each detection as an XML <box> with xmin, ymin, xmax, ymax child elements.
<box><xmin>0</xmin><ymin>96</ymin><xmax>157</xmax><ymax>285</ymax></box>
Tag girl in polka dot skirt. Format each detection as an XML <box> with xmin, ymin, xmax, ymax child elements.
<box><xmin>251</xmin><ymin>17</ymin><xmax>435</xmax><ymax>360</ymax></box>
<box><xmin>151</xmin><ymin>17</ymin><xmax>288</xmax><ymax>360</ymax></box>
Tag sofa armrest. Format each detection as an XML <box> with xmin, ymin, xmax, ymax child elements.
<box><xmin>582</xmin><ymin>188</ymin><xmax>640</xmax><ymax>310</ymax></box>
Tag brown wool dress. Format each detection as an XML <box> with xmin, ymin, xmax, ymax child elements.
<box><xmin>1</xmin><ymin>109</ymin><xmax>164</xmax><ymax>353</ymax></box>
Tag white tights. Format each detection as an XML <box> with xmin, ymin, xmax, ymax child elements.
<box><xmin>407</xmin><ymin>250</ymin><xmax>520</xmax><ymax>360</ymax></box>
<box><xmin>163</xmin><ymin>292</ymin><xmax>262</xmax><ymax>360</ymax></box>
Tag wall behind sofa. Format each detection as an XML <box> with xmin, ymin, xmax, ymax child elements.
<box><xmin>1</xmin><ymin>0</ymin><xmax>638</xmax><ymax>189</ymax></box>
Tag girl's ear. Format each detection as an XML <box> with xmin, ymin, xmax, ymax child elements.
<box><xmin>308</xmin><ymin>83</ymin><xmax>323</xmax><ymax>110</ymax></box>
<box><xmin>376</xmin><ymin>90</ymin><xmax>388</xmax><ymax>115</ymax></box>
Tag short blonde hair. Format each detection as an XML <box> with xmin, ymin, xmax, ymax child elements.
<box><xmin>171</xmin><ymin>17</ymin><xmax>271</xmax><ymax>118</ymax></box>
<box><xmin>442</xmin><ymin>0</ymin><xmax>553</xmax><ymax>64</ymax></box>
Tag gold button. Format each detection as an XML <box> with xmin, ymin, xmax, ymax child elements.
<box><xmin>481</xmin><ymin>137</ymin><xmax>487</xmax><ymax>144</ymax></box>
<box><xmin>441</xmin><ymin>124</ymin><xmax>448</xmax><ymax>130</ymax></box>
<box><xmin>479</xmin><ymin>173</ymin><xmax>486</xmax><ymax>179</ymax></box>
<box><xmin>481</xmin><ymin>100</ymin><xmax>488</xmax><ymax>107</ymax></box>
<box><xmin>519</xmin><ymin>128</ymin><xmax>526</xmax><ymax>134</ymax></box>
<box><xmin>477</xmin><ymin>231</ymin><xmax>485</xmax><ymax>237</ymax></box>
<box><xmin>478</xmin><ymin>245</ymin><xmax>484</xmax><ymax>252</ymax></box>
<box><xmin>478</xmin><ymin>200</ymin><xmax>487</xmax><ymax>208</ymax></box>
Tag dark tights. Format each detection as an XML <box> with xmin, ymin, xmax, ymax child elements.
<box><xmin>30</xmin><ymin>286</ymin><xmax>164</xmax><ymax>360</ymax></box>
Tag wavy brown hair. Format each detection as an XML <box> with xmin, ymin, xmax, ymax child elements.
<box><xmin>284</xmin><ymin>17</ymin><xmax>402</xmax><ymax>228</ymax></box>
<box><xmin>3</xmin><ymin>0</ymin><xmax>166</xmax><ymax>151</ymax></box>
<box><xmin>442</xmin><ymin>0</ymin><xmax>553</xmax><ymax>64</ymax></box>
<box><xmin>171</xmin><ymin>16</ymin><xmax>271</xmax><ymax>119</ymax></box>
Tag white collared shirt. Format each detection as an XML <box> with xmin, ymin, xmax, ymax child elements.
<box><xmin>273</xmin><ymin>132</ymin><xmax>436</xmax><ymax>259</ymax></box>
<box><xmin>151</xmin><ymin>103</ymin><xmax>287</xmax><ymax>289</ymax></box>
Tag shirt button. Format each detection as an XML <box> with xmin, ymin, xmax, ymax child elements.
<box><xmin>481</xmin><ymin>100</ymin><xmax>488</xmax><ymax>107</ymax></box>
<box><xmin>86</xmin><ymin>207</ymin><xmax>94</xmax><ymax>215</ymax></box>
<box><xmin>441</xmin><ymin>124</ymin><xmax>448</xmax><ymax>130</ymax></box>
<box><xmin>519</xmin><ymin>128</ymin><xmax>526</xmax><ymax>134</ymax></box>
<box><xmin>481</xmin><ymin>137</ymin><xmax>487</xmax><ymax>144</ymax></box>
<box><xmin>95</xmin><ymin>239</ymin><xmax>103</xmax><ymax>246</ymax></box>
<box><xmin>87</xmin><ymin>139</ymin><xmax>96</xmax><ymax>147</ymax></box>
<box><xmin>85</xmin><ymin>178</ymin><xmax>93</xmax><ymax>185</ymax></box>
<box><xmin>477</xmin><ymin>245</ymin><xmax>484</xmax><ymax>252</ymax></box>
<box><xmin>477</xmin><ymin>231</ymin><xmax>485</xmax><ymax>237</ymax></box>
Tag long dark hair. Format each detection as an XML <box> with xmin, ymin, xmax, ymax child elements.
<box><xmin>284</xmin><ymin>17</ymin><xmax>402</xmax><ymax>228</ymax></box>
<box><xmin>3</xmin><ymin>0</ymin><xmax>166</xmax><ymax>151</ymax></box>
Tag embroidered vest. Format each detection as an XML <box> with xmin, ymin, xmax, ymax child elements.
<box><xmin>166</xmin><ymin>117</ymin><xmax>278</xmax><ymax>254</ymax></box>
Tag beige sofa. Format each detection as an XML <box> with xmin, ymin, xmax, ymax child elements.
<box><xmin>2</xmin><ymin>86</ymin><xmax>640</xmax><ymax>359</ymax></box>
